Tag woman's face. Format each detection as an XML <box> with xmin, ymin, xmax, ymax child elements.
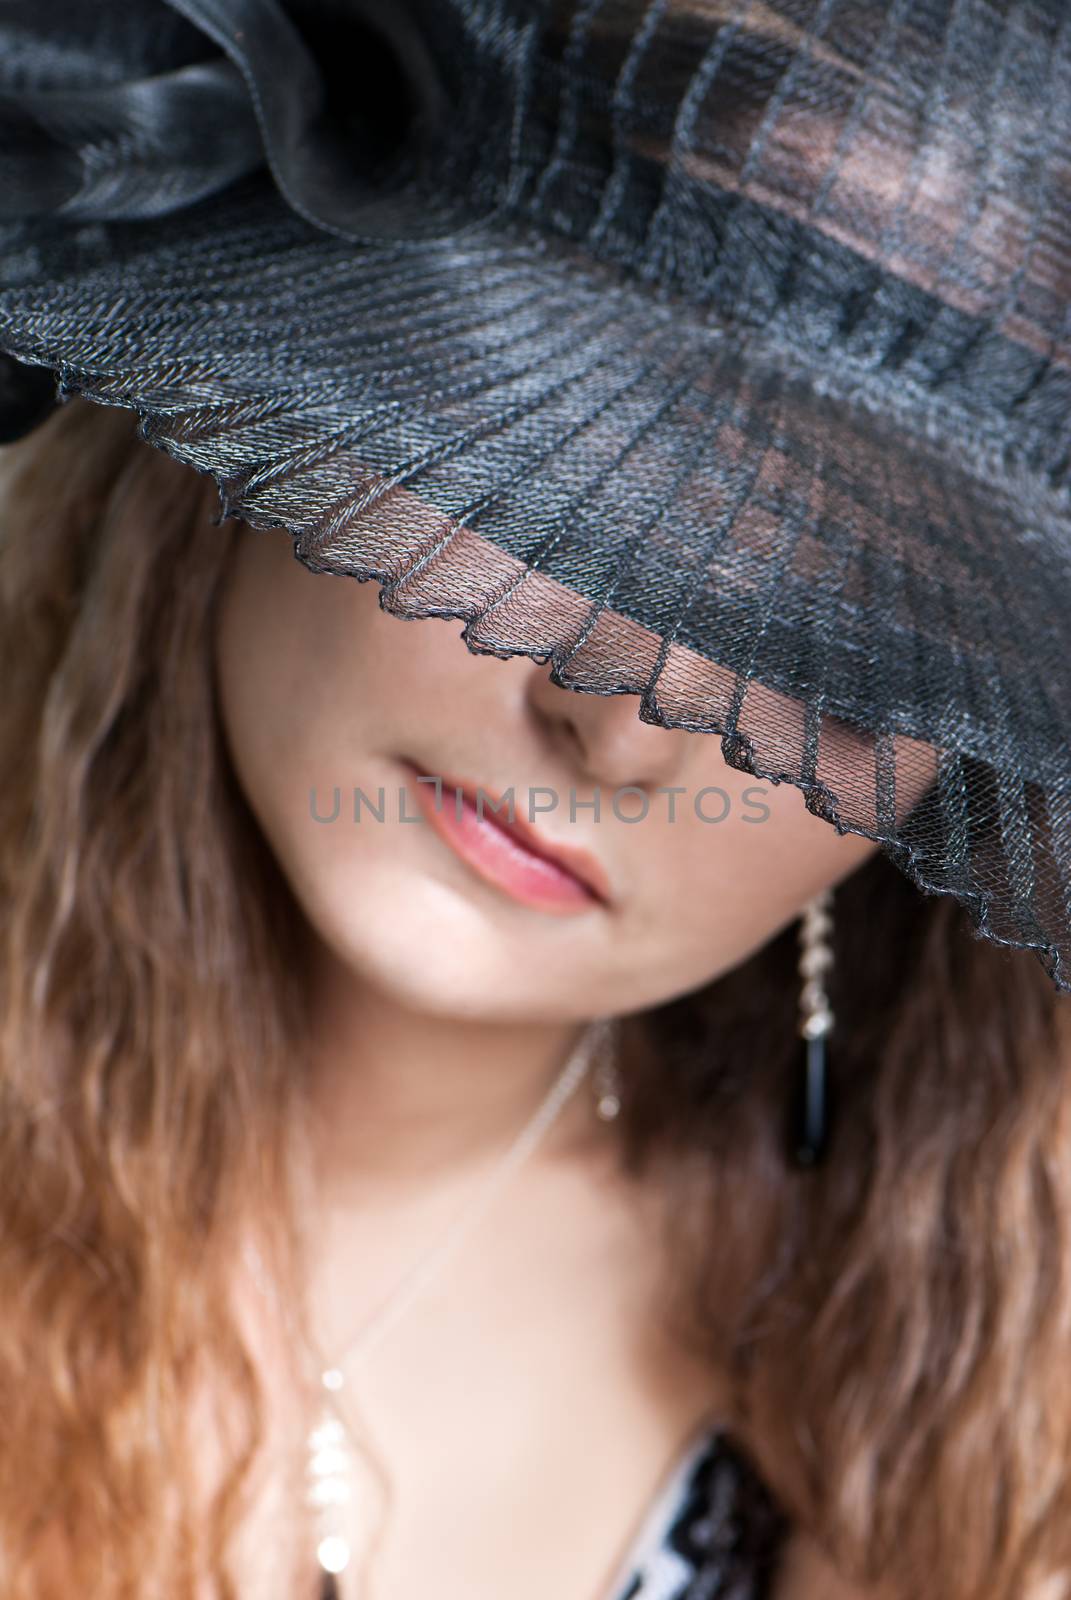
<box><xmin>212</xmin><ymin>524</ymin><xmax>902</xmax><ymax>1025</ymax></box>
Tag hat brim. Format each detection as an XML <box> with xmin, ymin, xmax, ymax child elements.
<box><xmin>2</xmin><ymin>171</ymin><xmax>1070</xmax><ymax>989</ymax></box>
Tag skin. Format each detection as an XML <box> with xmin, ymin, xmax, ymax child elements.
<box><xmin>211</xmin><ymin>520</ymin><xmax>921</xmax><ymax>1599</ymax></box>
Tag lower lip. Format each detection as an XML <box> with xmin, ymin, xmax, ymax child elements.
<box><xmin>402</xmin><ymin>762</ymin><xmax>603</xmax><ymax>915</ymax></box>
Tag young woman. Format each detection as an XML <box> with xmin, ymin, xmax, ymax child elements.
<box><xmin>1</xmin><ymin>395</ymin><xmax>1069</xmax><ymax>1600</ymax></box>
<box><xmin>3</xmin><ymin>0</ymin><xmax>1071</xmax><ymax>1597</ymax></box>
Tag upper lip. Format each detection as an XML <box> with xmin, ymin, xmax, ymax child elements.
<box><xmin>402</xmin><ymin>759</ymin><xmax>613</xmax><ymax>906</ymax></box>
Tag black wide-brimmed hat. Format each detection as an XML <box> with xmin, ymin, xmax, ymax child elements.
<box><xmin>1</xmin><ymin>0</ymin><xmax>1069</xmax><ymax>991</ymax></box>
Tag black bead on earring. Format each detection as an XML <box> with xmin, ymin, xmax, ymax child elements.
<box><xmin>789</xmin><ymin>888</ymin><xmax>835</xmax><ymax>1168</ymax></box>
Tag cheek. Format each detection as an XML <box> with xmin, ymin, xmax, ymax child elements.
<box><xmin>618</xmin><ymin>786</ymin><xmax>882</xmax><ymax>999</ymax></box>
<box><xmin>211</xmin><ymin>536</ymin><xmax>355</xmax><ymax>933</ymax></box>
<box><xmin>212</xmin><ymin>536</ymin><xmax>394</xmax><ymax>817</ymax></box>
<box><xmin>212</xmin><ymin>539</ymin><xmax>307</xmax><ymax>807</ymax></box>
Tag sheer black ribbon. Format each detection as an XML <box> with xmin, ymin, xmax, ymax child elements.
<box><xmin>0</xmin><ymin>0</ymin><xmax>500</xmax><ymax>439</ymax></box>
<box><xmin>0</xmin><ymin>0</ymin><xmax>512</xmax><ymax>232</ymax></box>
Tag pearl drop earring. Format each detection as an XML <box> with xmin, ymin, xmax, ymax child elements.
<box><xmin>592</xmin><ymin>1027</ymin><xmax>622</xmax><ymax>1121</ymax></box>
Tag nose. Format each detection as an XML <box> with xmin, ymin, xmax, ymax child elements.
<box><xmin>523</xmin><ymin>660</ymin><xmax>690</xmax><ymax>794</ymax></box>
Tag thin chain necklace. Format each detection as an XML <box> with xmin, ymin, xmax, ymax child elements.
<box><xmin>246</xmin><ymin>1017</ymin><xmax>618</xmax><ymax>1600</ymax></box>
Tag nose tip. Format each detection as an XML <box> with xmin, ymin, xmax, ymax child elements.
<box><xmin>524</xmin><ymin>663</ymin><xmax>689</xmax><ymax>794</ymax></box>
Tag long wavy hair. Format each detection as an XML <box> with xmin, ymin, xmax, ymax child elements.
<box><xmin>1</xmin><ymin>395</ymin><xmax>1069</xmax><ymax>1600</ymax></box>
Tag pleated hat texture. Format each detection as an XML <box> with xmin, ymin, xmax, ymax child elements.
<box><xmin>1</xmin><ymin>0</ymin><xmax>1070</xmax><ymax>991</ymax></box>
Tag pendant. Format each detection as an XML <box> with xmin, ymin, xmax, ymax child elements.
<box><xmin>306</xmin><ymin>1370</ymin><xmax>356</xmax><ymax>1599</ymax></box>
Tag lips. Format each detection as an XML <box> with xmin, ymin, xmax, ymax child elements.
<box><xmin>399</xmin><ymin>758</ymin><xmax>613</xmax><ymax>911</ymax></box>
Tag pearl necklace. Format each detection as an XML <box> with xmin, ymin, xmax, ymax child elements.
<box><xmin>247</xmin><ymin>1018</ymin><xmax>619</xmax><ymax>1599</ymax></box>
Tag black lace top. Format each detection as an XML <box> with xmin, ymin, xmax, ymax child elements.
<box><xmin>603</xmin><ymin>1424</ymin><xmax>791</xmax><ymax>1600</ymax></box>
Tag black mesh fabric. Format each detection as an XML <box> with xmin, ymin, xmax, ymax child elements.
<box><xmin>0</xmin><ymin>0</ymin><xmax>1069</xmax><ymax>991</ymax></box>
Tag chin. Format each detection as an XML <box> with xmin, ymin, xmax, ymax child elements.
<box><xmin>298</xmin><ymin>866</ymin><xmax>539</xmax><ymax>1019</ymax></box>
